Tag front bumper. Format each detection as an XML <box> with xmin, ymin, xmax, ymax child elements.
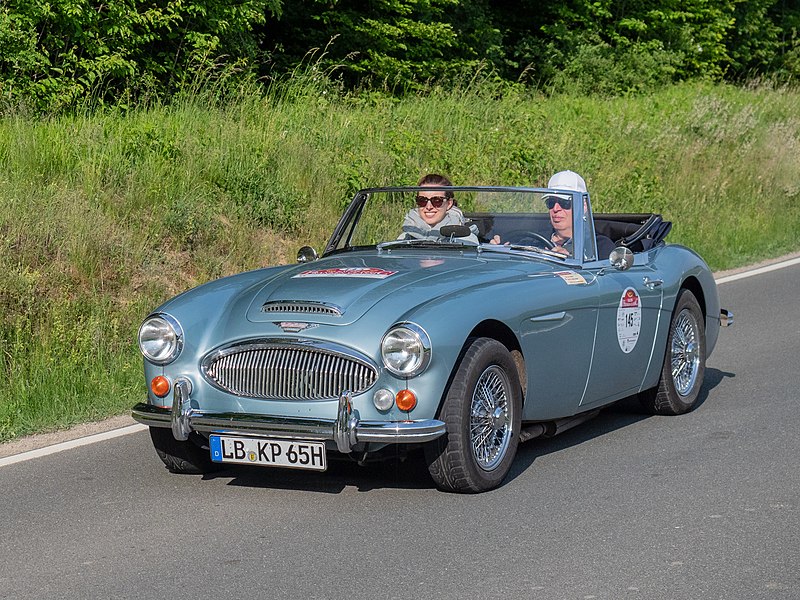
<box><xmin>131</xmin><ymin>379</ymin><xmax>446</xmax><ymax>454</ymax></box>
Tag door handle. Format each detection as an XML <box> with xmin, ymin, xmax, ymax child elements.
<box><xmin>643</xmin><ymin>277</ymin><xmax>663</xmax><ymax>289</ymax></box>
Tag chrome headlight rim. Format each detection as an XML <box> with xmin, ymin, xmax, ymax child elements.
<box><xmin>138</xmin><ymin>313</ymin><xmax>184</xmax><ymax>366</ymax></box>
<box><xmin>380</xmin><ymin>322</ymin><xmax>432</xmax><ymax>378</ymax></box>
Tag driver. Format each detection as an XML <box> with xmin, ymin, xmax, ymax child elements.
<box><xmin>543</xmin><ymin>170</ymin><xmax>614</xmax><ymax>258</ymax></box>
<box><xmin>398</xmin><ymin>173</ymin><xmax>479</xmax><ymax>243</ymax></box>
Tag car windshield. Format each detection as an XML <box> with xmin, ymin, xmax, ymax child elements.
<box><xmin>326</xmin><ymin>187</ymin><xmax>585</xmax><ymax>260</ymax></box>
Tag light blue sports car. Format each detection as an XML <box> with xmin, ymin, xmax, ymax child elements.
<box><xmin>132</xmin><ymin>185</ymin><xmax>732</xmax><ymax>492</ymax></box>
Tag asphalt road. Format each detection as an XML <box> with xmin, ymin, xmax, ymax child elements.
<box><xmin>2</xmin><ymin>261</ymin><xmax>799</xmax><ymax>600</ymax></box>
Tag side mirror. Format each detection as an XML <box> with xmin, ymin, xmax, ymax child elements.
<box><xmin>609</xmin><ymin>246</ymin><xmax>634</xmax><ymax>271</ymax></box>
<box><xmin>296</xmin><ymin>246</ymin><xmax>319</xmax><ymax>263</ymax></box>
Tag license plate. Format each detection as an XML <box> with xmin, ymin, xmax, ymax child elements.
<box><xmin>209</xmin><ymin>435</ymin><xmax>327</xmax><ymax>471</ymax></box>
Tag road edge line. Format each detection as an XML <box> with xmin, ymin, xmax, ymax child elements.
<box><xmin>716</xmin><ymin>256</ymin><xmax>800</xmax><ymax>284</ymax></box>
<box><xmin>0</xmin><ymin>424</ymin><xmax>147</xmax><ymax>468</ymax></box>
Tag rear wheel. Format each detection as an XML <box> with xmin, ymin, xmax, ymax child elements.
<box><xmin>425</xmin><ymin>338</ymin><xmax>522</xmax><ymax>493</ymax></box>
<box><xmin>639</xmin><ymin>289</ymin><xmax>706</xmax><ymax>415</ymax></box>
<box><xmin>149</xmin><ymin>427</ymin><xmax>219</xmax><ymax>474</ymax></box>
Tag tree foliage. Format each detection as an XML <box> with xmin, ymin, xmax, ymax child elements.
<box><xmin>1</xmin><ymin>0</ymin><xmax>798</xmax><ymax>110</ymax></box>
<box><xmin>264</xmin><ymin>0</ymin><xmax>503</xmax><ymax>89</ymax></box>
<box><xmin>262</xmin><ymin>0</ymin><xmax>799</xmax><ymax>95</ymax></box>
<box><xmin>0</xmin><ymin>0</ymin><xmax>280</xmax><ymax>111</ymax></box>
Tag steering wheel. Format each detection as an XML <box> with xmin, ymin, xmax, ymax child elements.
<box><xmin>501</xmin><ymin>230</ymin><xmax>555</xmax><ymax>249</ymax></box>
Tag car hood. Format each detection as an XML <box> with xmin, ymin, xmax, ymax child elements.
<box><xmin>244</xmin><ymin>251</ymin><xmax>534</xmax><ymax>325</ymax></box>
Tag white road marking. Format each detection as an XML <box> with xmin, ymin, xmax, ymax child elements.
<box><xmin>716</xmin><ymin>256</ymin><xmax>800</xmax><ymax>284</ymax></box>
<box><xmin>0</xmin><ymin>424</ymin><xmax>147</xmax><ymax>468</ymax></box>
<box><xmin>3</xmin><ymin>256</ymin><xmax>799</xmax><ymax>467</ymax></box>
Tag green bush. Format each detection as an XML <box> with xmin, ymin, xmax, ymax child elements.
<box><xmin>0</xmin><ymin>0</ymin><xmax>279</xmax><ymax>112</ymax></box>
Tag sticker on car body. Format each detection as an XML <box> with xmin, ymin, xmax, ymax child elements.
<box><xmin>617</xmin><ymin>287</ymin><xmax>642</xmax><ymax>353</ymax></box>
<box><xmin>293</xmin><ymin>267</ymin><xmax>397</xmax><ymax>279</ymax></box>
<box><xmin>554</xmin><ymin>271</ymin><xmax>587</xmax><ymax>285</ymax></box>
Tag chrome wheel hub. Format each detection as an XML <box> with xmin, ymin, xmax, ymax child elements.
<box><xmin>671</xmin><ymin>309</ymin><xmax>701</xmax><ymax>396</ymax></box>
<box><xmin>491</xmin><ymin>407</ymin><xmax>507</xmax><ymax>430</ymax></box>
<box><xmin>470</xmin><ymin>365</ymin><xmax>512</xmax><ymax>471</ymax></box>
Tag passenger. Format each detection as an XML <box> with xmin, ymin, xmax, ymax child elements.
<box><xmin>542</xmin><ymin>170</ymin><xmax>615</xmax><ymax>259</ymax></box>
<box><xmin>399</xmin><ymin>173</ymin><xmax>479</xmax><ymax>243</ymax></box>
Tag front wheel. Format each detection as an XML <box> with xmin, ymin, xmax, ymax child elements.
<box><xmin>425</xmin><ymin>338</ymin><xmax>522</xmax><ymax>493</ymax></box>
<box><xmin>149</xmin><ymin>427</ymin><xmax>219</xmax><ymax>474</ymax></box>
<box><xmin>639</xmin><ymin>288</ymin><xmax>706</xmax><ymax>415</ymax></box>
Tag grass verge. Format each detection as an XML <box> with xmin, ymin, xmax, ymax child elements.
<box><xmin>1</xmin><ymin>78</ymin><xmax>798</xmax><ymax>441</ymax></box>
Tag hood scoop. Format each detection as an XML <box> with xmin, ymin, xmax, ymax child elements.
<box><xmin>260</xmin><ymin>300</ymin><xmax>343</xmax><ymax>317</ymax></box>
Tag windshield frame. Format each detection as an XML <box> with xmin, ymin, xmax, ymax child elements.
<box><xmin>323</xmin><ymin>186</ymin><xmax>595</xmax><ymax>265</ymax></box>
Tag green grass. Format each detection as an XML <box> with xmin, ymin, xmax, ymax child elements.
<box><xmin>1</xmin><ymin>77</ymin><xmax>799</xmax><ymax>441</ymax></box>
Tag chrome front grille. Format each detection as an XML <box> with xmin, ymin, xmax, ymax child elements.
<box><xmin>260</xmin><ymin>301</ymin><xmax>342</xmax><ymax>316</ymax></box>
<box><xmin>202</xmin><ymin>341</ymin><xmax>377</xmax><ymax>400</ymax></box>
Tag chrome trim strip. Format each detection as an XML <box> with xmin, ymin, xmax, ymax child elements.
<box><xmin>133</xmin><ymin>403</ymin><xmax>446</xmax><ymax>448</ymax></box>
<box><xmin>530</xmin><ymin>311</ymin><xmax>566</xmax><ymax>322</ymax></box>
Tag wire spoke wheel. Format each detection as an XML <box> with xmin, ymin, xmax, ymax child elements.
<box><xmin>470</xmin><ymin>365</ymin><xmax>512</xmax><ymax>471</ymax></box>
<box><xmin>671</xmin><ymin>309</ymin><xmax>701</xmax><ymax>396</ymax></box>
<box><xmin>639</xmin><ymin>289</ymin><xmax>706</xmax><ymax>416</ymax></box>
<box><xmin>425</xmin><ymin>338</ymin><xmax>522</xmax><ymax>493</ymax></box>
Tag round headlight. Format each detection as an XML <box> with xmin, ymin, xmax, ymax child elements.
<box><xmin>138</xmin><ymin>314</ymin><xmax>184</xmax><ymax>365</ymax></box>
<box><xmin>381</xmin><ymin>323</ymin><xmax>431</xmax><ymax>377</ymax></box>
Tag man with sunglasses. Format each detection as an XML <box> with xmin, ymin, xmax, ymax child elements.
<box><xmin>399</xmin><ymin>173</ymin><xmax>479</xmax><ymax>243</ymax></box>
<box><xmin>543</xmin><ymin>170</ymin><xmax>615</xmax><ymax>259</ymax></box>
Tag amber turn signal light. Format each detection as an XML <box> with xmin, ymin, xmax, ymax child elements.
<box><xmin>395</xmin><ymin>389</ymin><xmax>417</xmax><ymax>412</ymax></box>
<box><xmin>151</xmin><ymin>375</ymin><xmax>171</xmax><ymax>398</ymax></box>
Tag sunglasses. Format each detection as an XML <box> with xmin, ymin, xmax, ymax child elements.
<box><xmin>544</xmin><ymin>196</ymin><xmax>572</xmax><ymax>210</ymax></box>
<box><xmin>415</xmin><ymin>195</ymin><xmax>448</xmax><ymax>208</ymax></box>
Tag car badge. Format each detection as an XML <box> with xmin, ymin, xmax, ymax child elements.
<box><xmin>275</xmin><ymin>321</ymin><xmax>318</xmax><ymax>333</ymax></box>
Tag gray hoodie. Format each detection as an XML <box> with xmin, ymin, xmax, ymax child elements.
<box><xmin>398</xmin><ymin>206</ymin><xmax>480</xmax><ymax>243</ymax></box>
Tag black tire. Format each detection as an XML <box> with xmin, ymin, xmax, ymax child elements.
<box><xmin>639</xmin><ymin>288</ymin><xmax>706</xmax><ymax>415</ymax></box>
<box><xmin>425</xmin><ymin>338</ymin><xmax>522</xmax><ymax>493</ymax></box>
<box><xmin>149</xmin><ymin>427</ymin><xmax>219</xmax><ymax>474</ymax></box>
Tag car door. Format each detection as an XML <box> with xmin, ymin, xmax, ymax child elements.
<box><xmin>581</xmin><ymin>257</ymin><xmax>664</xmax><ymax>405</ymax></box>
<box><xmin>518</xmin><ymin>269</ymin><xmax>601</xmax><ymax>421</ymax></box>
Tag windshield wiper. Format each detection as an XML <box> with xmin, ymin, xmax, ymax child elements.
<box><xmin>377</xmin><ymin>239</ymin><xmax>475</xmax><ymax>251</ymax></box>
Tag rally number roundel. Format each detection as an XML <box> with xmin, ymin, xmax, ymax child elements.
<box><xmin>616</xmin><ymin>287</ymin><xmax>642</xmax><ymax>353</ymax></box>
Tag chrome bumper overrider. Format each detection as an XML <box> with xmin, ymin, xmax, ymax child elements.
<box><xmin>131</xmin><ymin>379</ymin><xmax>446</xmax><ymax>454</ymax></box>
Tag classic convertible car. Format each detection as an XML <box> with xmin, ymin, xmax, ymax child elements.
<box><xmin>132</xmin><ymin>186</ymin><xmax>732</xmax><ymax>492</ymax></box>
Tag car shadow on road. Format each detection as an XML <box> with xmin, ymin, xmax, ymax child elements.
<box><xmin>201</xmin><ymin>367</ymin><xmax>734</xmax><ymax>494</ymax></box>
<box><xmin>504</xmin><ymin>366</ymin><xmax>734</xmax><ymax>486</ymax></box>
<box><xmin>202</xmin><ymin>447</ymin><xmax>434</xmax><ymax>494</ymax></box>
